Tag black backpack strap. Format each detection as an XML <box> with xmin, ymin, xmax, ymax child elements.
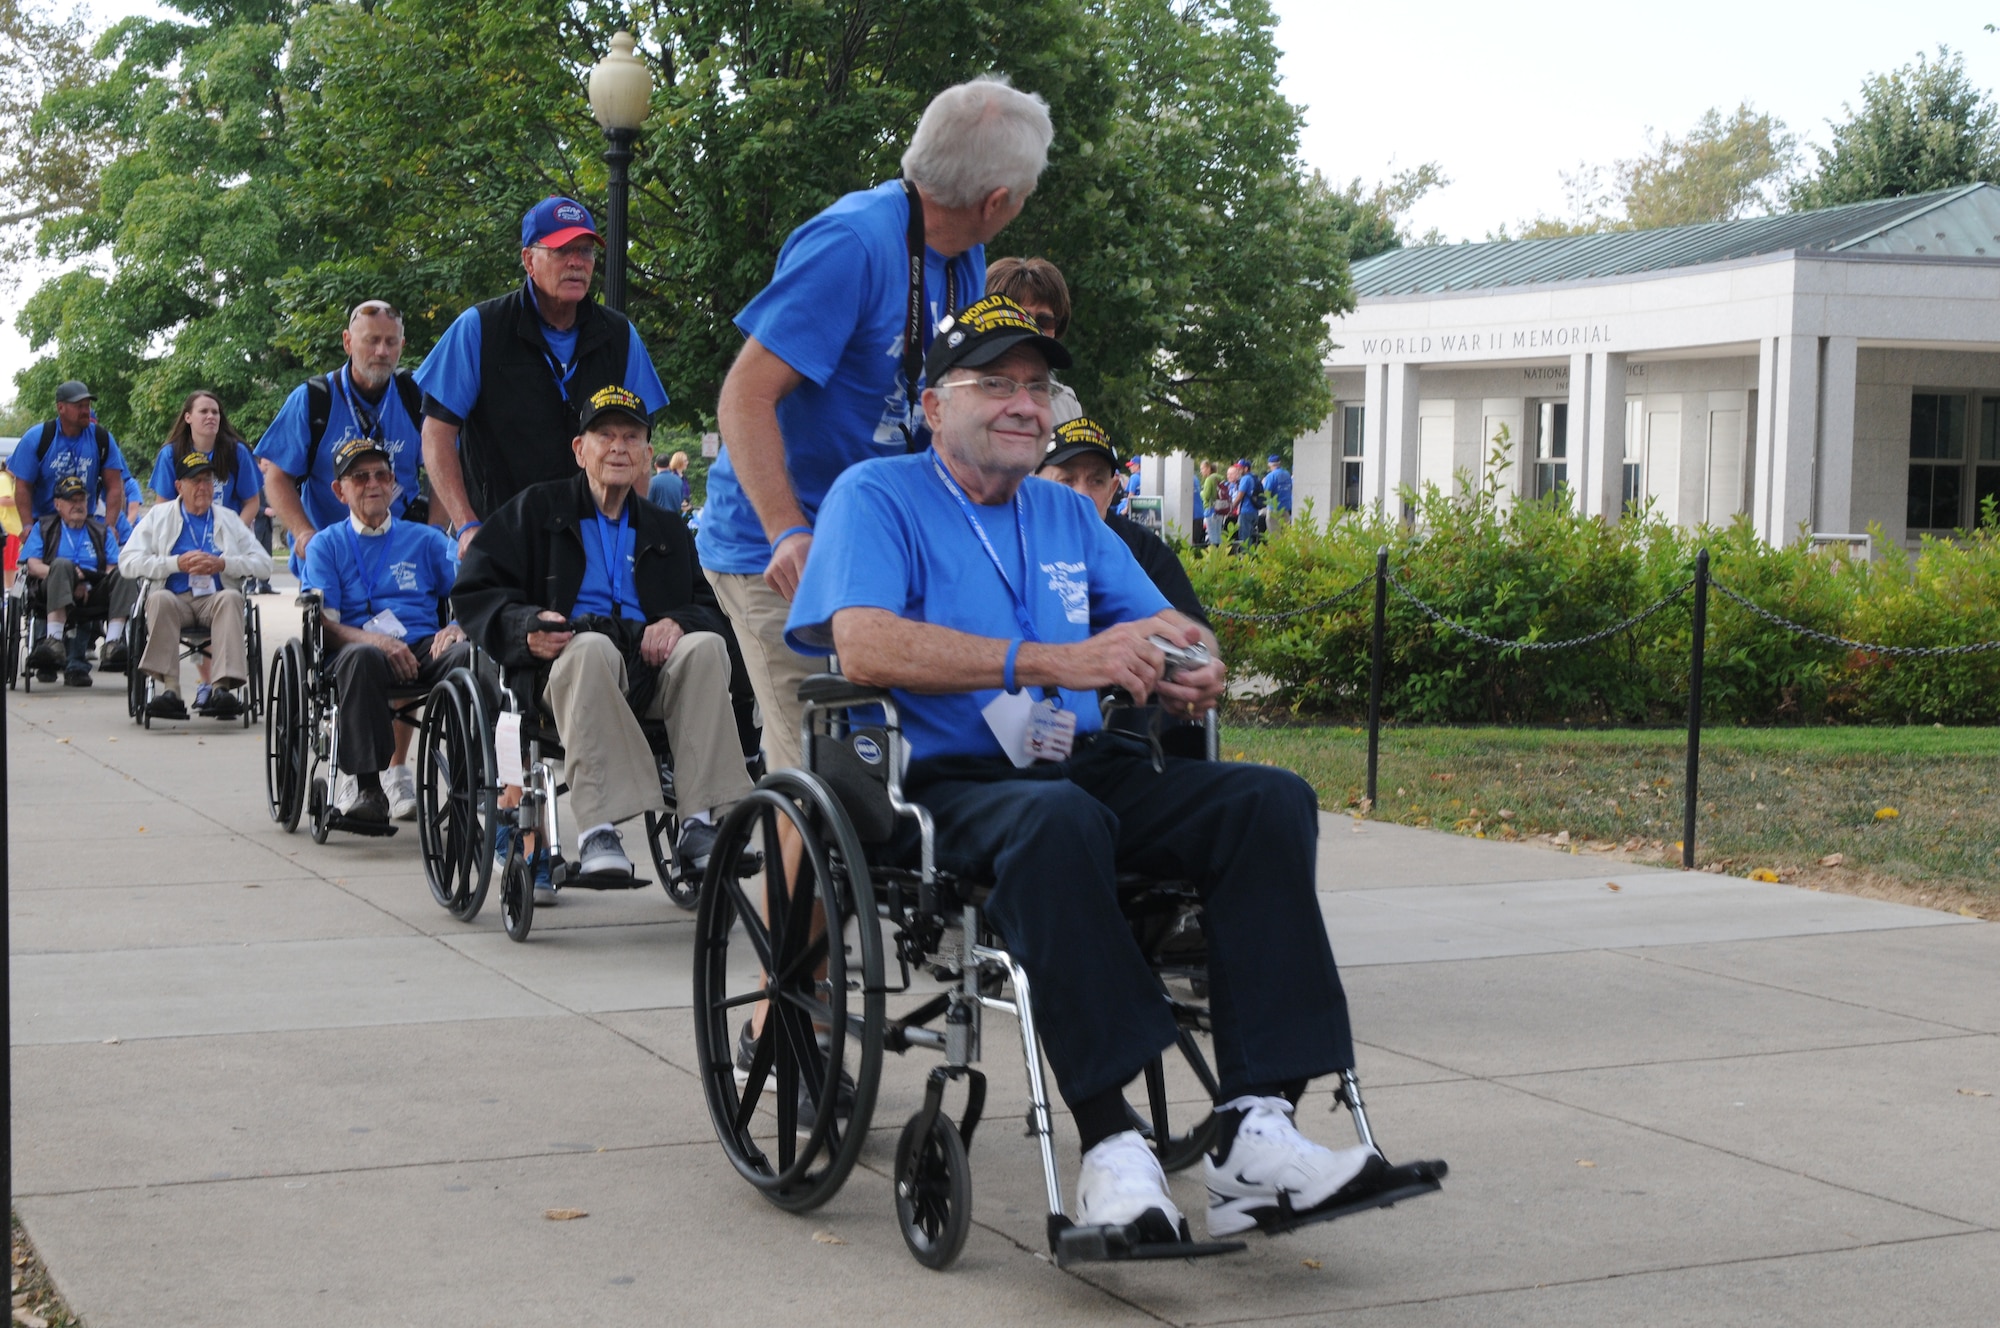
<box><xmin>87</xmin><ymin>518</ymin><xmax>107</xmax><ymax>572</ymax></box>
<box><xmin>303</xmin><ymin>373</ymin><xmax>332</xmax><ymax>479</ymax></box>
<box><xmin>35</xmin><ymin>419</ymin><xmax>59</xmax><ymax>463</ymax></box>
<box><xmin>35</xmin><ymin>514</ymin><xmax>58</xmax><ymax>558</ymax></box>
<box><xmin>393</xmin><ymin>369</ymin><xmax>423</xmax><ymax>429</ymax></box>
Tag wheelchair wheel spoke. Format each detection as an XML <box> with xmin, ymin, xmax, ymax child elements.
<box><xmin>718</xmin><ymin>877</ymin><xmax>776</xmax><ymax>977</ymax></box>
<box><xmin>771</xmin><ymin>930</ymin><xmax>830</xmax><ymax>992</ymax></box>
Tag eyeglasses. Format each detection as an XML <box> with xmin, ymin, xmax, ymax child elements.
<box><xmin>534</xmin><ymin>241</ymin><xmax>598</xmax><ymax>262</ymax></box>
<box><xmin>936</xmin><ymin>374</ymin><xmax>1054</xmax><ymax>404</ymax></box>
<box><xmin>344</xmin><ymin>467</ymin><xmax>395</xmax><ymax>487</ymax></box>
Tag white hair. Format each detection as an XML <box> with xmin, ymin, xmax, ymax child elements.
<box><xmin>901</xmin><ymin>75</ymin><xmax>1053</xmax><ymax>210</ymax></box>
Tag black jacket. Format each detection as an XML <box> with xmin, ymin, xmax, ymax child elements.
<box><xmin>1106</xmin><ymin>512</ymin><xmax>1207</xmax><ymax>626</ymax></box>
<box><xmin>425</xmin><ymin>281</ymin><xmax>636</xmax><ymax>517</ymax></box>
<box><xmin>454</xmin><ymin>472</ymin><xmax>723</xmax><ymax>710</ymax></box>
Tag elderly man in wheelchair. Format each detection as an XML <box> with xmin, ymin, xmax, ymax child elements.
<box><xmin>300</xmin><ymin>436</ymin><xmax>470</xmax><ymax>825</ymax></box>
<box><xmin>752</xmin><ymin>296</ymin><xmax>1444</xmax><ymax>1264</ymax></box>
<box><xmin>17</xmin><ymin>474</ymin><xmax>136</xmax><ymax>686</ymax></box>
<box><xmin>453</xmin><ymin>384</ymin><xmax>754</xmax><ymax>904</ymax></box>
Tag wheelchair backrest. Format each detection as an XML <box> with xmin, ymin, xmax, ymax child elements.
<box><xmin>808</xmin><ymin>726</ymin><xmax>898</xmax><ymax>844</ymax></box>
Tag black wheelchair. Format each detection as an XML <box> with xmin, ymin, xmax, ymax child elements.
<box><xmin>123</xmin><ymin>578</ymin><xmax>264</xmax><ymax>728</ymax></box>
<box><xmin>691</xmin><ymin>679</ymin><xmax>1446</xmax><ymax>1271</ymax></box>
<box><xmin>264</xmin><ymin>589</ymin><xmax>485</xmax><ymax>864</ymax></box>
<box><xmin>4</xmin><ymin>566</ymin><xmax>111</xmax><ymax>691</ymax></box>
<box><xmin>418</xmin><ymin>658</ymin><xmax>722</xmax><ymax>943</ymax></box>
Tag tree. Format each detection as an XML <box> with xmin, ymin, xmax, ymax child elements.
<box><xmin>0</xmin><ymin>0</ymin><xmax>104</xmax><ymax>257</ymax></box>
<box><xmin>1791</xmin><ymin>45</ymin><xmax>2000</xmax><ymax>209</ymax></box>
<box><xmin>1623</xmin><ymin>102</ymin><xmax>1795</xmax><ymax>228</ymax></box>
<box><xmin>1320</xmin><ymin>163</ymin><xmax>1448</xmax><ymax>262</ymax></box>
<box><xmin>11</xmin><ymin>0</ymin><xmax>1354</xmax><ymax>464</ymax></box>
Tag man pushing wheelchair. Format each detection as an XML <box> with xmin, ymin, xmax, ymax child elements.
<box><xmin>785</xmin><ymin>295</ymin><xmax>1444</xmax><ymax>1249</ymax></box>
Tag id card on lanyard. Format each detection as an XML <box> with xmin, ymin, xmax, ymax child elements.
<box><xmin>185</xmin><ymin>511</ymin><xmax>218</xmax><ymax>597</ymax></box>
<box><xmin>930</xmin><ymin>455</ymin><xmax>1075</xmax><ymax>766</ymax></box>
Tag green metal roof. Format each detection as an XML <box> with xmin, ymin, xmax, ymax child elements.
<box><xmin>1350</xmin><ymin>184</ymin><xmax>2000</xmax><ymax>297</ymax></box>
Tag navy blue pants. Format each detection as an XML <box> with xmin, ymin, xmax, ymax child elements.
<box><xmin>908</xmin><ymin>732</ymin><xmax>1354</xmax><ymax>1108</ymax></box>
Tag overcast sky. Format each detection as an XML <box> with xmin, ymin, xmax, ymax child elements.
<box><xmin>8</xmin><ymin>0</ymin><xmax>2000</xmax><ymax>406</ymax></box>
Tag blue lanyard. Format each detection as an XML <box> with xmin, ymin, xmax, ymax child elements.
<box><xmin>183</xmin><ymin>509</ymin><xmax>214</xmax><ymax>553</ymax></box>
<box><xmin>528</xmin><ymin>284</ymin><xmax>581</xmax><ymax>401</ymax></box>
<box><xmin>353</xmin><ymin>523</ymin><xmax>394</xmax><ymax>616</ymax></box>
<box><xmin>59</xmin><ymin>525</ymin><xmax>90</xmax><ymax>564</ymax></box>
<box><xmin>929</xmin><ymin>454</ymin><xmax>1038</xmax><ymax>643</ymax></box>
<box><xmin>335</xmin><ymin>366</ymin><xmax>384</xmax><ymax>441</ymax></box>
<box><xmin>593</xmin><ymin>510</ymin><xmax>630</xmax><ymax>617</ymax></box>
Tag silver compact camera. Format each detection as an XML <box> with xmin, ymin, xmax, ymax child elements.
<box><xmin>1148</xmin><ymin>634</ymin><xmax>1211</xmax><ymax>679</ymax></box>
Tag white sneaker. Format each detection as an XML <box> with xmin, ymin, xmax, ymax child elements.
<box><xmin>1204</xmin><ymin>1097</ymin><xmax>1376</xmax><ymax>1237</ymax></box>
<box><xmin>1077</xmin><ymin>1130</ymin><xmax>1183</xmax><ymax>1232</ymax></box>
<box><xmin>385</xmin><ymin>765</ymin><xmax>418</xmax><ymax>821</ymax></box>
<box><xmin>332</xmin><ymin>771</ymin><xmax>361</xmax><ymax>815</ymax></box>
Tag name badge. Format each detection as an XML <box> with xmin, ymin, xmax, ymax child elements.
<box><xmin>982</xmin><ymin>688</ymin><xmax>1076</xmax><ymax>768</ymax></box>
<box><xmin>362</xmin><ymin>608</ymin><xmax>407</xmax><ymax>639</ymax></box>
<box><xmin>190</xmin><ymin>574</ymin><xmax>217</xmax><ymax>597</ymax></box>
<box><xmin>1025</xmin><ymin>700</ymin><xmax>1077</xmax><ymax>762</ymax></box>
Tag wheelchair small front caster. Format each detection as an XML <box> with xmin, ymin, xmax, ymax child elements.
<box><xmin>894</xmin><ymin>1109</ymin><xmax>970</xmax><ymax>1270</ymax></box>
<box><xmin>500</xmin><ymin>843</ymin><xmax>535</xmax><ymax>942</ymax></box>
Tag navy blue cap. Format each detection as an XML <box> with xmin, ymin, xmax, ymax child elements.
<box><xmin>521</xmin><ymin>197</ymin><xmax>602</xmax><ymax>250</ymax></box>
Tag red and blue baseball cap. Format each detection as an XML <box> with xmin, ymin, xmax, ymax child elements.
<box><xmin>521</xmin><ymin>197</ymin><xmax>603</xmax><ymax>250</ymax></box>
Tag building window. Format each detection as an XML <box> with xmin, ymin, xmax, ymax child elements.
<box><xmin>1978</xmin><ymin>400</ymin><xmax>2000</xmax><ymax>526</ymax></box>
<box><xmin>1340</xmin><ymin>404</ymin><xmax>1364</xmax><ymax>510</ymax></box>
<box><xmin>1534</xmin><ymin>401</ymin><xmax>1568</xmax><ymax>501</ymax></box>
<box><xmin>1622</xmin><ymin>398</ymin><xmax>1644</xmax><ymax>512</ymax></box>
<box><xmin>1907</xmin><ymin>393</ymin><xmax>1967</xmax><ymax>531</ymax></box>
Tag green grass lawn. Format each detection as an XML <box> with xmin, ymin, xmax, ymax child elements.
<box><xmin>1223</xmin><ymin>721</ymin><xmax>2000</xmax><ymax>903</ymax></box>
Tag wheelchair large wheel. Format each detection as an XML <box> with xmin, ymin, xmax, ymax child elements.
<box><xmin>125</xmin><ymin>605</ymin><xmax>149</xmax><ymax>721</ymax></box>
<box><xmin>894</xmin><ymin>1110</ymin><xmax>971</xmax><ymax>1270</ymax></box>
<box><xmin>241</xmin><ymin>603</ymin><xmax>264</xmax><ymax>726</ymax></box>
<box><xmin>3</xmin><ymin>593</ymin><xmax>21</xmax><ymax>690</ymax></box>
<box><xmin>265</xmin><ymin>643</ymin><xmax>308</xmax><ymax>831</ymax></box>
<box><xmin>1145</xmin><ymin>1028</ymin><xmax>1222</xmax><ymax>1173</ymax></box>
<box><xmin>417</xmin><ymin>671</ymin><xmax>497</xmax><ymax>920</ymax></box>
<box><xmin>692</xmin><ymin>768</ymin><xmax>885</xmax><ymax>1214</ymax></box>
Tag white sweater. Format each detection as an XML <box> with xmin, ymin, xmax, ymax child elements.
<box><xmin>119</xmin><ymin>499</ymin><xmax>273</xmax><ymax>589</ymax></box>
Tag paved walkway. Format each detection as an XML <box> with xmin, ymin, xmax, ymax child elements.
<box><xmin>7</xmin><ymin>602</ymin><xmax>1998</xmax><ymax>1325</ymax></box>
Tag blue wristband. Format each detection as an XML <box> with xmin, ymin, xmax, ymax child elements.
<box><xmin>1003</xmin><ymin>638</ymin><xmax>1024</xmax><ymax>694</ymax></box>
<box><xmin>456</xmin><ymin>520</ymin><xmax>481</xmax><ymax>537</ymax></box>
<box><xmin>773</xmin><ymin>525</ymin><xmax>812</xmax><ymax>548</ymax></box>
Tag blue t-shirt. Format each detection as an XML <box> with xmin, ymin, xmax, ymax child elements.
<box><xmin>21</xmin><ymin>519</ymin><xmax>119</xmax><ymax>572</ymax></box>
<box><xmin>569</xmin><ymin>508</ymin><xmax>644</xmax><ymax>621</ymax></box>
<box><xmin>163</xmin><ymin>506</ymin><xmax>222</xmax><ymax>595</ymax></box>
<box><xmin>8</xmin><ymin>421</ymin><xmax>129</xmax><ymax>518</ymax></box>
<box><xmin>149</xmin><ymin>441</ymin><xmax>261</xmax><ymax>511</ymax></box>
<box><xmin>413</xmin><ymin>304</ymin><xmax>668</xmax><ymax>426</ymax></box>
<box><xmin>301</xmin><ymin>517</ymin><xmax>457</xmax><ymax>644</ymax></box>
<box><xmin>786</xmin><ymin>455</ymin><xmax>1171</xmax><ymax>764</ymax></box>
<box><xmin>255</xmin><ymin>367</ymin><xmax>425</xmax><ymax>531</ymax></box>
<box><xmin>647</xmin><ymin>470</ymin><xmax>687</xmax><ymax>512</ymax></box>
<box><xmin>1263</xmin><ymin>466</ymin><xmax>1292</xmax><ymax>513</ymax></box>
<box><xmin>697</xmin><ymin>180</ymin><xmax>988</xmax><ymax>575</ymax></box>
<box><xmin>111</xmin><ymin>474</ymin><xmax>141</xmax><ymax>542</ymax></box>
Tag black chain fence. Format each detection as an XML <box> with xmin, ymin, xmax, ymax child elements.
<box><xmin>1389</xmin><ymin>575</ymin><xmax>1694</xmax><ymax>653</ymax></box>
<box><xmin>1711</xmin><ymin>579</ymin><xmax>2000</xmax><ymax>660</ymax></box>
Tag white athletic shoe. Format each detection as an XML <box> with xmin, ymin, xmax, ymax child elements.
<box><xmin>1076</xmin><ymin>1130</ymin><xmax>1184</xmax><ymax>1232</ymax></box>
<box><xmin>1204</xmin><ymin>1097</ymin><xmax>1376</xmax><ymax>1237</ymax></box>
<box><xmin>331</xmin><ymin>771</ymin><xmax>361</xmax><ymax>815</ymax></box>
<box><xmin>385</xmin><ymin>765</ymin><xmax>418</xmax><ymax>821</ymax></box>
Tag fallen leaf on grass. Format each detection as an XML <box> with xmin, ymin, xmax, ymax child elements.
<box><xmin>1818</xmin><ymin>853</ymin><xmax>1845</xmax><ymax>867</ymax></box>
<box><xmin>1301</xmin><ymin>1258</ymin><xmax>1322</xmax><ymax>1270</ymax></box>
<box><xmin>812</xmin><ymin>1231</ymin><xmax>847</xmax><ymax>1245</ymax></box>
<box><xmin>543</xmin><ymin>1208</ymin><xmax>588</xmax><ymax>1221</ymax></box>
<box><xmin>17</xmin><ymin>1308</ymin><xmax>49</xmax><ymax>1328</ymax></box>
<box><xmin>1875</xmin><ymin>807</ymin><xmax>1899</xmax><ymax>821</ymax></box>
<box><xmin>1959</xmin><ymin>907</ymin><xmax>1981</xmax><ymax>919</ymax></box>
<box><xmin>1552</xmin><ymin>831</ymin><xmax>1570</xmax><ymax>846</ymax></box>
<box><xmin>1959</xmin><ymin>1089</ymin><xmax>1993</xmax><ymax>1097</ymax></box>
<box><xmin>1575</xmin><ymin>1159</ymin><xmax>1596</xmax><ymax>1168</ymax></box>
<box><xmin>1748</xmin><ymin>868</ymin><xmax>1780</xmax><ymax>882</ymax></box>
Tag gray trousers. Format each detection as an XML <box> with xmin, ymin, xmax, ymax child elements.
<box><xmin>541</xmin><ymin>630</ymin><xmax>753</xmax><ymax>830</ymax></box>
<box><xmin>42</xmin><ymin>559</ymin><xmax>138</xmax><ymax>621</ymax></box>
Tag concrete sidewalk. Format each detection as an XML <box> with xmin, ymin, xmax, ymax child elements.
<box><xmin>7</xmin><ymin>618</ymin><xmax>1998</xmax><ymax>1326</ymax></box>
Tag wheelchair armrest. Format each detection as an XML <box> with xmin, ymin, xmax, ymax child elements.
<box><xmin>295</xmin><ymin>588</ymin><xmax>324</xmax><ymax>611</ymax></box>
<box><xmin>796</xmin><ymin>673</ymin><xmax>888</xmax><ymax>708</ymax></box>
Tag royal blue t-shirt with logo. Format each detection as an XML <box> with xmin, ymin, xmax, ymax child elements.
<box><xmin>786</xmin><ymin>455</ymin><xmax>1170</xmax><ymax>764</ymax></box>
<box><xmin>110</xmin><ymin>474</ymin><xmax>141</xmax><ymax>542</ymax></box>
<box><xmin>1263</xmin><ymin>466</ymin><xmax>1292</xmax><ymax>513</ymax></box>
<box><xmin>301</xmin><ymin>518</ymin><xmax>457</xmax><ymax>644</ymax></box>
<box><xmin>697</xmin><ymin>181</ymin><xmax>988</xmax><ymax>576</ymax></box>
<box><xmin>256</xmin><ymin>367</ymin><xmax>426</xmax><ymax>531</ymax></box>
<box><xmin>7</xmin><ymin>421</ymin><xmax>129</xmax><ymax>518</ymax></box>
<box><xmin>20</xmin><ymin>520</ymin><xmax>119</xmax><ymax>573</ymax></box>
<box><xmin>149</xmin><ymin>441</ymin><xmax>262</xmax><ymax>512</ymax></box>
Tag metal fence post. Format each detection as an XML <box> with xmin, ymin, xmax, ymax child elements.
<box><xmin>1366</xmin><ymin>546</ymin><xmax>1388</xmax><ymax>809</ymax></box>
<box><xmin>1682</xmin><ymin>548</ymin><xmax>1709</xmax><ymax>869</ymax></box>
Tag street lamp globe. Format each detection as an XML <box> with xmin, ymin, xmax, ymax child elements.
<box><xmin>588</xmin><ymin>30</ymin><xmax>651</xmax><ymax>132</ymax></box>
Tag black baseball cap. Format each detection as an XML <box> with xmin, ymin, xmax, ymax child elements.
<box><xmin>55</xmin><ymin>380</ymin><xmax>94</xmax><ymax>405</ymax></box>
<box><xmin>333</xmin><ymin>435</ymin><xmax>394</xmax><ymax>478</ymax></box>
<box><xmin>1038</xmin><ymin>416</ymin><xmax>1120</xmax><ymax>473</ymax></box>
<box><xmin>924</xmin><ymin>295</ymin><xmax>1073</xmax><ymax>384</ymax></box>
<box><xmin>173</xmin><ymin>451</ymin><xmax>217</xmax><ymax>480</ymax></box>
<box><xmin>577</xmin><ymin>384</ymin><xmax>652</xmax><ymax>435</ymax></box>
<box><xmin>52</xmin><ymin>475</ymin><xmax>87</xmax><ymax>500</ymax></box>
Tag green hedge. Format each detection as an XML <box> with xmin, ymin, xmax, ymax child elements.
<box><xmin>1184</xmin><ymin>480</ymin><xmax>2000</xmax><ymax>726</ymax></box>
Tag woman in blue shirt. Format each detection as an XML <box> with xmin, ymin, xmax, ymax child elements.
<box><xmin>150</xmin><ymin>391</ymin><xmax>262</xmax><ymax>521</ymax></box>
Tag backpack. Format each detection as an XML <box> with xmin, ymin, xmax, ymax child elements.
<box><xmin>35</xmin><ymin>419</ymin><xmax>115</xmax><ymax>502</ymax></box>
<box><xmin>35</xmin><ymin>514</ymin><xmax>108</xmax><ymax>573</ymax></box>
<box><xmin>302</xmin><ymin>368</ymin><xmax>424</xmax><ymax>478</ymax></box>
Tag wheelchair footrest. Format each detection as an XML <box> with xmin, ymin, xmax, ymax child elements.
<box><xmin>1051</xmin><ymin>1213</ymin><xmax>1245</xmax><ymax>1267</ymax></box>
<box><xmin>325</xmin><ymin>814</ymin><xmax>399</xmax><ymax>839</ymax></box>
<box><xmin>1250</xmin><ymin>1156</ymin><xmax>1448</xmax><ymax>1237</ymax></box>
<box><xmin>560</xmin><ymin>867</ymin><xmax>653</xmax><ymax>890</ymax></box>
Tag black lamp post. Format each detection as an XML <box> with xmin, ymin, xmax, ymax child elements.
<box><xmin>589</xmin><ymin>30</ymin><xmax>652</xmax><ymax>315</ymax></box>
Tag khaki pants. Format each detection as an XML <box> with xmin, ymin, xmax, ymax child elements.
<box><xmin>140</xmin><ymin>587</ymin><xmax>247</xmax><ymax>688</ymax></box>
<box><xmin>542</xmin><ymin>630</ymin><xmax>753</xmax><ymax>830</ymax></box>
<box><xmin>705</xmin><ymin>570</ymin><xmax>826</xmax><ymax>774</ymax></box>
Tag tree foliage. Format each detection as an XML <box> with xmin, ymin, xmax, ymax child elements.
<box><xmin>1790</xmin><ymin>45</ymin><xmax>2000</xmax><ymax>210</ymax></box>
<box><xmin>9</xmin><ymin>0</ymin><xmax>1357</xmax><ymax>467</ymax></box>
<box><xmin>1623</xmin><ymin>103</ymin><xmax>1795</xmax><ymax>228</ymax></box>
<box><xmin>0</xmin><ymin>0</ymin><xmax>103</xmax><ymax>254</ymax></box>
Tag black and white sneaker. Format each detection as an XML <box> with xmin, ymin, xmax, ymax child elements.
<box><xmin>675</xmin><ymin>818</ymin><xmax>721</xmax><ymax>874</ymax></box>
<box><xmin>577</xmin><ymin>826</ymin><xmax>634</xmax><ymax>877</ymax></box>
<box><xmin>1204</xmin><ymin>1097</ymin><xmax>1376</xmax><ymax>1237</ymax></box>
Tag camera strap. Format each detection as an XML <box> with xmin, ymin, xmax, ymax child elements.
<box><xmin>899</xmin><ymin>178</ymin><xmax>959</xmax><ymax>453</ymax></box>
